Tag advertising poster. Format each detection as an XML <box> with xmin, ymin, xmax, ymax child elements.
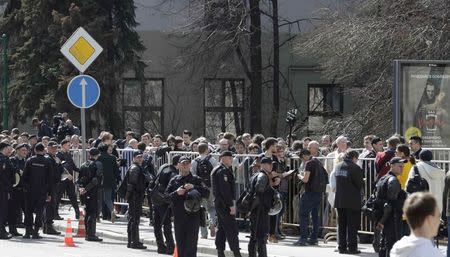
<box><xmin>395</xmin><ymin>61</ymin><xmax>450</xmax><ymax>147</ymax></box>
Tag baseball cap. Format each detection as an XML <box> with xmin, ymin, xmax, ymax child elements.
<box><xmin>389</xmin><ymin>157</ymin><xmax>407</xmax><ymax>165</ymax></box>
<box><xmin>220</xmin><ymin>150</ymin><xmax>233</xmax><ymax>158</ymax></box>
<box><xmin>179</xmin><ymin>156</ymin><xmax>191</xmax><ymax>163</ymax></box>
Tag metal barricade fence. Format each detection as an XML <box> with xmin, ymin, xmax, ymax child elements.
<box><xmin>66</xmin><ymin>148</ymin><xmax>450</xmax><ymax>235</ymax></box>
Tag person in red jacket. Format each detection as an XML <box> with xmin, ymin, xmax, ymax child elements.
<box><xmin>375</xmin><ymin>137</ymin><xmax>400</xmax><ymax>179</ymax></box>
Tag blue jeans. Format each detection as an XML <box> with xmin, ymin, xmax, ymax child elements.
<box><xmin>299</xmin><ymin>191</ymin><xmax>321</xmax><ymax>242</ymax></box>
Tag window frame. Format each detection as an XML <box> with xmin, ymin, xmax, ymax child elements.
<box><xmin>203</xmin><ymin>78</ymin><xmax>245</xmax><ymax>137</ymax></box>
<box><xmin>122</xmin><ymin>78</ymin><xmax>165</xmax><ymax>135</ymax></box>
<box><xmin>307</xmin><ymin>84</ymin><xmax>344</xmax><ymax>117</ymax></box>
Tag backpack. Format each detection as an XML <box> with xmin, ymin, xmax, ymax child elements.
<box><xmin>116</xmin><ymin>171</ymin><xmax>129</xmax><ymax>199</ymax></box>
<box><xmin>406</xmin><ymin>165</ymin><xmax>429</xmax><ymax>194</ymax></box>
<box><xmin>362</xmin><ymin>175</ymin><xmax>389</xmax><ymax>222</ymax></box>
<box><xmin>195</xmin><ymin>155</ymin><xmax>214</xmax><ymax>187</ymax></box>
<box><xmin>236</xmin><ymin>172</ymin><xmax>263</xmax><ymax>215</ymax></box>
<box><xmin>311</xmin><ymin>158</ymin><xmax>329</xmax><ymax>192</ymax></box>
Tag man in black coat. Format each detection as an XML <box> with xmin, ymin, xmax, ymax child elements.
<box><xmin>56</xmin><ymin>139</ymin><xmax>80</xmax><ymax>219</ymax></box>
<box><xmin>43</xmin><ymin>141</ymin><xmax>62</xmax><ymax>235</ymax></box>
<box><xmin>77</xmin><ymin>148</ymin><xmax>103</xmax><ymax>242</ymax></box>
<box><xmin>8</xmin><ymin>143</ymin><xmax>28</xmax><ymax>237</ymax></box>
<box><xmin>0</xmin><ymin>142</ymin><xmax>14</xmax><ymax>239</ymax></box>
<box><xmin>151</xmin><ymin>155</ymin><xmax>180</xmax><ymax>254</ymax></box>
<box><xmin>166</xmin><ymin>156</ymin><xmax>210</xmax><ymax>257</ymax></box>
<box><xmin>211</xmin><ymin>151</ymin><xmax>242</xmax><ymax>257</ymax></box>
<box><xmin>126</xmin><ymin>151</ymin><xmax>150</xmax><ymax>249</ymax></box>
<box><xmin>334</xmin><ymin>150</ymin><xmax>364</xmax><ymax>254</ymax></box>
<box><xmin>22</xmin><ymin>143</ymin><xmax>53</xmax><ymax>239</ymax></box>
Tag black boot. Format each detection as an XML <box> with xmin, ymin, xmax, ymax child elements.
<box><xmin>85</xmin><ymin>219</ymin><xmax>102</xmax><ymax>242</ymax></box>
<box><xmin>9</xmin><ymin>226</ymin><xmax>23</xmax><ymax>237</ymax></box>
<box><xmin>248</xmin><ymin>239</ymin><xmax>257</xmax><ymax>257</ymax></box>
<box><xmin>0</xmin><ymin>229</ymin><xmax>12</xmax><ymax>240</ymax></box>
<box><xmin>233</xmin><ymin>250</ymin><xmax>243</xmax><ymax>257</ymax></box>
<box><xmin>218</xmin><ymin>250</ymin><xmax>226</xmax><ymax>257</ymax></box>
<box><xmin>44</xmin><ymin>224</ymin><xmax>61</xmax><ymax>235</ymax></box>
<box><xmin>166</xmin><ymin>241</ymin><xmax>175</xmax><ymax>255</ymax></box>
<box><xmin>23</xmin><ymin>227</ymin><xmax>32</xmax><ymax>239</ymax></box>
<box><xmin>257</xmin><ymin>241</ymin><xmax>268</xmax><ymax>257</ymax></box>
<box><xmin>32</xmin><ymin>226</ymin><xmax>42</xmax><ymax>239</ymax></box>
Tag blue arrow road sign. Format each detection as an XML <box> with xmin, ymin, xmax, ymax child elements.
<box><xmin>67</xmin><ymin>75</ymin><xmax>100</xmax><ymax>109</ymax></box>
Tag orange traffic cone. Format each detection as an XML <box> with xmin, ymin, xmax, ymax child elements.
<box><xmin>64</xmin><ymin>218</ymin><xmax>76</xmax><ymax>247</ymax></box>
<box><xmin>75</xmin><ymin>210</ymin><xmax>86</xmax><ymax>237</ymax></box>
<box><xmin>173</xmin><ymin>245</ymin><xmax>178</xmax><ymax>257</ymax></box>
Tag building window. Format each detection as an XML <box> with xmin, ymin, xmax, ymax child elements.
<box><xmin>307</xmin><ymin>84</ymin><xmax>343</xmax><ymax>134</ymax></box>
<box><xmin>204</xmin><ymin>78</ymin><xmax>245</xmax><ymax>141</ymax></box>
<box><xmin>122</xmin><ymin>78</ymin><xmax>164</xmax><ymax>135</ymax></box>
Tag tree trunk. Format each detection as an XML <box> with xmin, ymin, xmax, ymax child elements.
<box><xmin>271</xmin><ymin>0</ymin><xmax>280</xmax><ymax>137</ymax></box>
<box><xmin>249</xmin><ymin>0</ymin><xmax>262</xmax><ymax>134</ymax></box>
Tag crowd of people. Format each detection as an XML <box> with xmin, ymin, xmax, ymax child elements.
<box><xmin>0</xmin><ymin>114</ymin><xmax>449</xmax><ymax>257</ymax></box>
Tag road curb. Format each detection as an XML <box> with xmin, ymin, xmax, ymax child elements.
<box><xmin>54</xmin><ymin>223</ymin><xmax>248</xmax><ymax>257</ymax></box>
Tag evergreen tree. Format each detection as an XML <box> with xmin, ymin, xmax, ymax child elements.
<box><xmin>0</xmin><ymin>0</ymin><xmax>145</xmax><ymax>135</ymax></box>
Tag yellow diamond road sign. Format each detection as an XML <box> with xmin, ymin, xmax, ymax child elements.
<box><xmin>60</xmin><ymin>27</ymin><xmax>103</xmax><ymax>73</ymax></box>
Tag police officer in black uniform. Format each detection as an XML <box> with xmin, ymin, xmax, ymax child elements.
<box><xmin>126</xmin><ymin>150</ymin><xmax>149</xmax><ymax>249</ymax></box>
<box><xmin>56</xmin><ymin>139</ymin><xmax>80</xmax><ymax>220</ymax></box>
<box><xmin>211</xmin><ymin>151</ymin><xmax>242</xmax><ymax>257</ymax></box>
<box><xmin>166</xmin><ymin>156</ymin><xmax>210</xmax><ymax>257</ymax></box>
<box><xmin>248</xmin><ymin>157</ymin><xmax>276</xmax><ymax>257</ymax></box>
<box><xmin>8</xmin><ymin>143</ymin><xmax>28</xmax><ymax>237</ymax></box>
<box><xmin>0</xmin><ymin>142</ymin><xmax>14</xmax><ymax>239</ymax></box>
<box><xmin>151</xmin><ymin>155</ymin><xmax>181</xmax><ymax>254</ymax></box>
<box><xmin>375</xmin><ymin>157</ymin><xmax>406</xmax><ymax>257</ymax></box>
<box><xmin>22</xmin><ymin>143</ymin><xmax>53</xmax><ymax>239</ymax></box>
<box><xmin>43</xmin><ymin>141</ymin><xmax>62</xmax><ymax>235</ymax></box>
<box><xmin>77</xmin><ymin>148</ymin><xmax>103</xmax><ymax>242</ymax></box>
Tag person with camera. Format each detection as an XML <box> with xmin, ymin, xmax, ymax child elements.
<box><xmin>211</xmin><ymin>151</ymin><xmax>242</xmax><ymax>257</ymax></box>
<box><xmin>165</xmin><ymin>156</ymin><xmax>210</xmax><ymax>257</ymax></box>
<box><xmin>375</xmin><ymin>157</ymin><xmax>407</xmax><ymax>257</ymax></box>
<box><xmin>150</xmin><ymin>154</ymin><xmax>180</xmax><ymax>254</ymax></box>
<box><xmin>248</xmin><ymin>157</ymin><xmax>278</xmax><ymax>257</ymax></box>
<box><xmin>77</xmin><ymin>148</ymin><xmax>103</xmax><ymax>242</ymax></box>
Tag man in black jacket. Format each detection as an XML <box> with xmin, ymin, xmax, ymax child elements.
<box><xmin>212</xmin><ymin>151</ymin><xmax>242</xmax><ymax>257</ymax></box>
<box><xmin>248</xmin><ymin>157</ymin><xmax>277</xmax><ymax>257</ymax></box>
<box><xmin>334</xmin><ymin>150</ymin><xmax>364</xmax><ymax>254</ymax></box>
<box><xmin>56</xmin><ymin>139</ymin><xmax>80</xmax><ymax>219</ymax></box>
<box><xmin>78</xmin><ymin>148</ymin><xmax>103</xmax><ymax>242</ymax></box>
<box><xmin>375</xmin><ymin>157</ymin><xmax>406</xmax><ymax>257</ymax></box>
<box><xmin>166</xmin><ymin>156</ymin><xmax>210</xmax><ymax>257</ymax></box>
<box><xmin>0</xmin><ymin>142</ymin><xmax>14</xmax><ymax>239</ymax></box>
<box><xmin>151</xmin><ymin>154</ymin><xmax>180</xmax><ymax>254</ymax></box>
<box><xmin>22</xmin><ymin>143</ymin><xmax>53</xmax><ymax>239</ymax></box>
<box><xmin>8</xmin><ymin>143</ymin><xmax>28</xmax><ymax>237</ymax></box>
<box><xmin>43</xmin><ymin>141</ymin><xmax>62</xmax><ymax>235</ymax></box>
<box><xmin>126</xmin><ymin>151</ymin><xmax>149</xmax><ymax>249</ymax></box>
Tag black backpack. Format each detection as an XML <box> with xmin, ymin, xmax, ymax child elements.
<box><xmin>311</xmin><ymin>158</ymin><xmax>329</xmax><ymax>192</ymax></box>
<box><xmin>362</xmin><ymin>175</ymin><xmax>390</xmax><ymax>222</ymax></box>
<box><xmin>236</xmin><ymin>172</ymin><xmax>262</xmax><ymax>215</ymax></box>
<box><xmin>406</xmin><ymin>165</ymin><xmax>429</xmax><ymax>194</ymax></box>
<box><xmin>195</xmin><ymin>155</ymin><xmax>214</xmax><ymax>187</ymax></box>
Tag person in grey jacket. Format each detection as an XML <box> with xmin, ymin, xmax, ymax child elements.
<box><xmin>334</xmin><ymin>150</ymin><xmax>364</xmax><ymax>254</ymax></box>
<box><xmin>375</xmin><ymin>157</ymin><xmax>407</xmax><ymax>257</ymax></box>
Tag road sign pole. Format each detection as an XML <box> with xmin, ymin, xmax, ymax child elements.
<box><xmin>80</xmin><ymin>72</ymin><xmax>87</xmax><ymax>163</ymax></box>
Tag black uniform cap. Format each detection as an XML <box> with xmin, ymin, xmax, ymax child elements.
<box><xmin>34</xmin><ymin>143</ymin><xmax>45</xmax><ymax>152</ymax></box>
<box><xmin>0</xmin><ymin>142</ymin><xmax>10</xmax><ymax>151</ymax></box>
<box><xmin>220</xmin><ymin>150</ymin><xmax>233</xmax><ymax>158</ymax></box>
